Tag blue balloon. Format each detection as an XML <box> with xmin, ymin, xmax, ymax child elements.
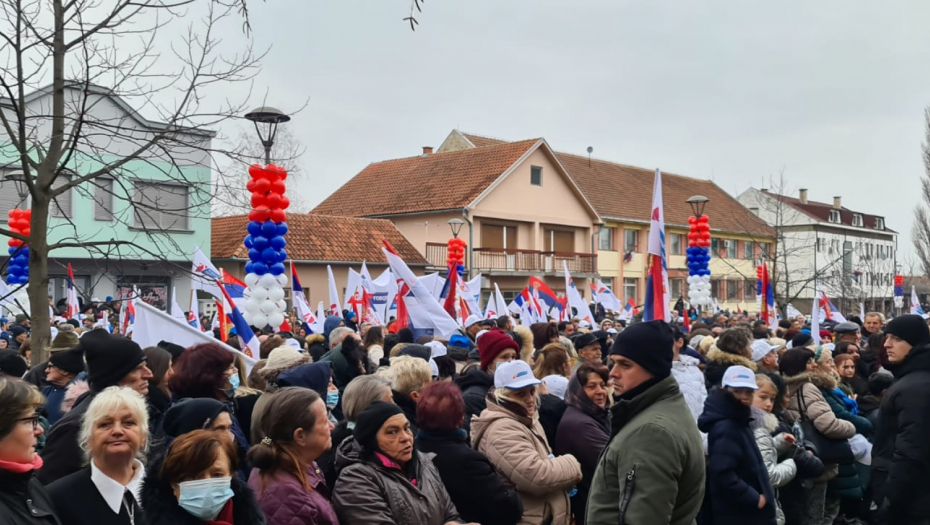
<box><xmin>276</xmin><ymin>222</ymin><xmax>288</xmax><ymax>236</ymax></box>
<box><xmin>252</xmin><ymin>262</ymin><xmax>269</xmax><ymax>275</ymax></box>
<box><xmin>248</xmin><ymin>248</ymin><xmax>261</xmax><ymax>261</ymax></box>
<box><xmin>7</xmin><ymin>247</ymin><xmax>14</xmax><ymax>255</ymax></box>
<box><xmin>277</xmin><ymin>248</ymin><xmax>288</xmax><ymax>263</ymax></box>
<box><xmin>252</xmin><ymin>236</ymin><xmax>269</xmax><ymax>250</ymax></box>
<box><xmin>269</xmin><ymin>262</ymin><xmax>286</xmax><ymax>276</ymax></box>
<box><xmin>270</xmin><ymin>236</ymin><xmax>286</xmax><ymax>250</ymax></box>
<box><xmin>248</xmin><ymin>221</ymin><xmax>263</xmax><ymax>236</ymax></box>
<box><xmin>244</xmin><ymin>235</ymin><xmax>254</xmax><ymax>249</ymax></box>
<box><xmin>245</xmin><ymin>261</ymin><xmax>255</xmax><ymax>274</ymax></box>
<box><xmin>8</xmin><ymin>265</ymin><xmax>20</xmax><ymax>275</ymax></box>
<box><xmin>262</xmin><ymin>247</ymin><xmax>278</xmax><ymax>263</ymax></box>
<box><xmin>15</xmin><ymin>275</ymin><xmax>26</xmax><ymax>284</ymax></box>
<box><xmin>261</xmin><ymin>220</ymin><xmax>278</xmax><ymax>237</ymax></box>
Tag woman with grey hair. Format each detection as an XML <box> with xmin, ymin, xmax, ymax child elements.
<box><xmin>47</xmin><ymin>386</ymin><xmax>149</xmax><ymax>525</ymax></box>
<box><xmin>317</xmin><ymin>374</ymin><xmax>393</xmax><ymax>488</ymax></box>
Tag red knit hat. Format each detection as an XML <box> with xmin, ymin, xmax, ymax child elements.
<box><xmin>478</xmin><ymin>329</ymin><xmax>520</xmax><ymax>370</ymax></box>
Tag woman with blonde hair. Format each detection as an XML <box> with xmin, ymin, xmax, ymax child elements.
<box><xmin>532</xmin><ymin>344</ymin><xmax>571</xmax><ymax>380</ymax></box>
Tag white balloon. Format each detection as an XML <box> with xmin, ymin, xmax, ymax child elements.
<box><xmin>251</xmin><ymin>313</ymin><xmax>268</xmax><ymax>328</ymax></box>
<box><xmin>242</xmin><ymin>288</ymin><xmax>252</xmax><ymax>300</ymax></box>
<box><xmin>246</xmin><ymin>296</ymin><xmax>263</xmax><ymax>312</ymax></box>
<box><xmin>259</xmin><ymin>273</ymin><xmax>278</xmax><ymax>288</ymax></box>
<box><xmin>251</xmin><ymin>287</ymin><xmax>269</xmax><ymax>301</ymax></box>
<box><xmin>244</xmin><ymin>273</ymin><xmax>259</xmax><ymax>287</ymax></box>
<box><xmin>268</xmin><ymin>287</ymin><xmax>285</xmax><ymax>302</ymax></box>
<box><xmin>275</xmin><ymin>274</ymin><xmax>287</xmax><ymax>286</ymax></box>
<box><xmin>274</xmin><ymin>299</ymin><xmax>287</xmax><ymax>312</ymax></box>
<box><xmin>260</xmin><ymin>300</ymin><xmax>276</xmax><ymax>314</ymax></box>
<box><xmin>267</xmin><ymin>312</ymin><xmax>285</xmax><ymax>328</ymax></box>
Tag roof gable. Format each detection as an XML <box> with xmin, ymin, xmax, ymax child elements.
<box><xmin>212</xmin><ymin>214</ymin><xmax>427</xmax><ymax>264</ymax></box>
<box><xmin>763</xmin><ymin>191</ymin><xmax>895</xmax><ymax>233</ymax></box>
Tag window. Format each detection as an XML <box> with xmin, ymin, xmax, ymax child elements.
<box><xmin>743</xmin><ymin>241</ymin><xmax>754</xmax><ymax>260</ymax></box>
<box><xmin>670</xmin><ymin>278</ymin><xmax>683</xmax><ymax>299</ymax></box>
<box><xmin>669</xmin><ymin>233</ymin><xmax>682</xmax><ymax>256</ymax></box>
<box><xmin>852</xmin><ymin>214</ymin><xmax>863</xmax><ymax>227</ymax></box>
<box><xmin>760</xmin><ymin>242</ymin><xmax>770</xmax><ymax>258</ymax></box>
<box><xmin>597</xmin><ymin>227</ymin><xmax>615</xmax><ymax>251</ymax></box>
<box><xmin>623</xmin><ymin>278</ymin><xmax>638</xmax><ymax>303</ymax></box>
<box><xmin>874</xmin><ymin>217</ymin><xmax>884</xmax><ymax>230</ymax></box>
<box><xmin>0</xmin><ymin>173</ymin><xmax>29</xmax><ymax>216</ymax></box>
<box><xmin>711</xmin><ymin>279</ymin><xmax>721</xmax><ymax>298</ymax></box>
<box><xmin>132</xmin><ymin>182</ymin><xmax>189</xmax><ymax>230</ymax></box>
<box><xmin>623</xmin><ymin>230</ymin><xmax>639</xmax><ymax>252</ymax></box>
<box><xmin>545</xmin><ymin>229</ymin><xmax>574</xmax><ymax>252</ymax></box>
<box><xmin>749</xmin><ymin>207</ymin><xmax>759</xmax><ymax>215</ymax></box>
<box><xmin>843</xmin><ymin>241</ymin><xmax>853</xmax><ymax>273</ymax></box>
<box><xmin>93</xmin><ymin>178</ymin><xmax>114</xmax><ymax>221</ymax></box>
<box><xmin>726</xmin><ymin>240</ymin><xmax>737</xmax><ymax>259</ymax></box>
<box><xmin>744</xmin><ymin>280</ymin><xmax>756</xmax><ymax>299</ymax></box>
<box><xmin>817</xmin><ymin>237</ymin><xmax>825</xmax><ymax>252</ymax></box>
<box><xmin>829</xmin><ymin>210</ymin><xmax>841</xmax><ymax>223</ymax></box>
<box><xmin>530</xmin><ymin>166</ymin><xmax>543</xmax><ymax>186</ymax></box>
<box><xmin>481</xmin><ymin>223</ymin><xmax>517</xmax><ymax>250</ymax></box>
<box><xmin>711</xmin><ymin>238</ymin><xmax>720</xmax><ymax>255</ymax></box>
<box><xmin>50</xmin><ymin>175</ymin><xmax>72</xmax><ymax>218</ymax></box>
<box><xmin>727</xmin><ymin>279</ymin><xmax>739</xmax><ymax>300</ymax></box>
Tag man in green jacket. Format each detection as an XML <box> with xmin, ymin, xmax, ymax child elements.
<box><xmin>586</xmin><ymin>320</ymin><xmax>706</xmax><ymax>525</ymax></box>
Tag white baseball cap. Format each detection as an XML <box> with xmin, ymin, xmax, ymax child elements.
<box><xmin>475</xmin><ymin>329</ymin><xmax>489</xmax><ymax>342</ymax></box>
<box><xmin>426</xmin><ymin>341</ymin><xmax>447</xmax><ymax>359</ymax></box>
<box><xmin>722</xmin><ymin>365</ymin><xmax>759</xmax><ymax>390</ymax></box>
<box><xmin>607</xmin><ymin>328</ymin><xmax>618</xmax><ymax>335</ymax></box>
<box><xmin>494</xmin><ymin>360</ymin><xmax>541</xmax><ymax>390</ymax></box>
<box><xmin>464</xmin><ymin>314</ymin><xmax>483</xmax><ymax>328</ymax></box>
<box><xmin>429</xmin><ymin>358</ymin><xmax>439</xmax><ymax>378</ymax></box>
<box><xmin>542</xmin><ymin>375</ymin><xmax>569</xmax><ymax>400</ymax></box>
<box><xmin>750</xmin><ymin>340</ymin><xmax>780</xmax><ymax>363</ymax></box>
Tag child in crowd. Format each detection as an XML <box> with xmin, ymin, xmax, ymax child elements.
<box><xmin>752</xmin><ymin>373</ymin><xmax>798</xmax><ymax>525</ymax></box>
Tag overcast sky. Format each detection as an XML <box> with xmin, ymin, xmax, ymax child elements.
<box><xmin>230</xmin><ymin>1</ymin><xmax>930</xmax><ymax>264</ymax></box>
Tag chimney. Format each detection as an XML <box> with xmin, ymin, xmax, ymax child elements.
<box><xmin>761</xmin><ymin>188</ymin><xmax>768</xmax><ymax>193</ymax></box>
<box><xmin>833</xmin><ymin>196</ymin><xmax>842</xmax><ymax>209</ymax></box>
<box><xmin>422</xmin><ymin>146</ymin><xmax>433</xmax><ymax>156</ymax></box>
<box><xmin>799</xmin><ymin>188</ymin><xmax>808</xmax><ymax>204</ymax></box>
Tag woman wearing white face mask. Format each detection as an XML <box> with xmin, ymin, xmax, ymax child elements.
<box><xmin>46</xmin><ymin>387</ymin><xmax>149</xmax><ymax>525</ymax></box>
<box><xmin>140</xmin><ymin>429</ymin><xmax>266</xmax><ymax>525</ymax></box>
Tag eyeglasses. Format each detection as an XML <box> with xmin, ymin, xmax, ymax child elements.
<box><xmin>16</xmin><ymin>415</ymin><xmax>39</xmax><ymax>431</ymax></box>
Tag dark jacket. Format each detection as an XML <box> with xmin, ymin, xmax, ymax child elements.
<box><xmin>393</xmin><ymin>390</ymin><xmax>420</xmax><ymax>436</ymax></box>
<box><xmin>820</xmin><ymin>386</ymin><xmax>873</xmax><ymax>438</ymax></box>
<box><xmin>145</xmin><ymin>388</ymin><xmax>172</xmax><ymax>441</ymax></box>
<box><xmin>0</xmin><ymin>467</ymin><xmax>60</xmax><ymax>525</ymax></box>
<box><xmin>555</xmin><ymin>404</ymin><xmax>609</xmax><ymax>525</ymax></box>
<box><xmin>454</xmin><ymin>366</ymin><xmax>493</xmax><ymax>424</ymax></box>
<box><xmin>306</xmin><ymin>334</ymin><xmax>327</xmax><ymax>364</ymax></box>
<box><xmin>537</xmin><ymin>393</ymin><xmax>566</xmax><ymax>449</ymax></box>
<box><xmin>698</xmin><ymin>389</ymin><xmax>777</xmax><ymax>525</ymax></box>
<box><xmin>36</xmin><ymin>390</ymin><xmax>95</xmax><ymax>485</ymax></box>
<box><xmin>40</xmin><ymin>380</ymin><xmax>74</xmax><ymax>426</ymax></box>
<box><xmin>703</xmin><ymin>348</ymin><xmax>758</xmax><ymax>390</ymax></box>
<box><xmin>417</xmin><ymin>429</ymin><xmax>522</xmax><ymax>525</ymax></box>
<box><xmin>318</xmin><ymin>420</ymin><xmax>352</xmax><ymax>489</ymax></box>
<box><xmin>872</xmin><ymin>344</ymin><xmax>930</xmax><ymax>523</ymax></box>
<box><xmin>248</xmin><ymin>462</ymin><xmax>339</xmax><ymax>525</ymax></box>
<box><xmin>139</xmin><ymin>454</ymin><xmax>266</xmax><ymax>525</ymax></box>
<box><xmin>46</xmin><ymin>467</ymin><xmax>136</xmax><ymax>525</ymax></box>
<box><xmin>22</xmin><ymin>361</ymin><xmax>49</xmax><ymax>390</ymax></box>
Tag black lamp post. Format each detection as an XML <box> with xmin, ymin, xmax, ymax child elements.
<box><xmin>447</xmin><ymin>218</ymin><xmax>464</xmax><ymax>239</ymax></box>
<box><xmin>686</xmin><ymin>195</ymin><xmax>709</xmax><ymax>218</ymax></box>
<box><xmin>244</xmin><ymin>107</ymin><xmax>290</xmax><ymax>165</ymax></box>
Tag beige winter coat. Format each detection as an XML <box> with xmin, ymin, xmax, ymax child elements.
<box><xmin>783</xmin><ymin>372</ymin><xmax>855</xmax><ymax>481</ymax></box>
<box><xmin>471</xmin><ymin>396</ymin><xmax>583</xmax><ymax>525</ymax></box>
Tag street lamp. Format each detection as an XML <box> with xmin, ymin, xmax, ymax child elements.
<box><xmin>244</xmin><ymin>106</ymin><xmax>291</xmax><ymax>165</ymax></box>
<box><xmin>686</xmin><ymin>195</ymin><xmax>709</xmax><ymax>218</ymax></box>
<box><xmin>447</xmin><ymin>218</ymin><xmax>465</xmax><ymax>239</ymax></box>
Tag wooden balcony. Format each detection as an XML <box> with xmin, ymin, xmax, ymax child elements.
<box><xmin>426</xmin><ymin>243</ymin><xmax>597</xmax><ymax>275</ymax></box>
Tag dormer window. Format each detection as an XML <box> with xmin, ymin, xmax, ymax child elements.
<box><xmin>829</xmin><ymin>210</ymin><xmax>841</xmax><ymax>223</ymax></box>
<box><xmin>874</xmin><ymin>217</ymin><xmax>884</xmax><ymax>230</ymax></box>
<box><xmin>852</xmin><ymin>214</ymin><xmax>863</xmax><ymax>227</ymax></box>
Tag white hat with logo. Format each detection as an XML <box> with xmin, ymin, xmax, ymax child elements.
<box><xmin>722</xmin><ymin>365</ymin><xmax>759</xmax><ymax>390</ymax></box>
<box><xmin>494</xmin><ymin>360</ymin><xmax>542</xmax><ymax>390</ymax></box>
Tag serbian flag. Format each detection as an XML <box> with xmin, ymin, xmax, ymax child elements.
<box><xmin>761</xmin><ymin>263</ymin><xmax>776</xmax><ymax>328</ymax></box>
<box><xmin>818</xmin><ymin>289</ymin><xmax>847</xmax><ymax>323</ymax></box>
<box><xmin>120</xmin><ymin>288</ymin><xmax>136</xmax><ymax>335</ymax></box>
<box><xmin>441</xmin><ymin>263</ymin><xmax>460</xmax><ymax>320</ymax></box>
<box><xmin>643</xmin><ymin>169</ymin><xmax>670</xmax><ymax>322</ymax></box>
<box><xmin>215</xmin><ymin>300</ymin><xmax>228</xmax><ymax>342</ymax></box>
<box><xmin>327</xmin><ymin>265</ymin><xmax>342</xmax><ymax>316</ymax></box>
<box><xmin>382</xmin><ymin>240</ymin><xmax>460</xmax><ymax>339</ymax></box>
<box><xmin>291</xmin><ymin>262</ymin><xmax>306</xmax><ymax>300</ymax></box>
<box><xmin>65</xmin><ymin>263</ymin><xmax>80</xmax><ymax>319</ymax></box>
<box><xmin>218</xmin><ymin>282</ymin><xmax>260</xmax><ymax>358</ymax></box>
<box><xmin>618</xmin><ymin>297</ymin><xmax>637</xmax><ymax>321</ymax></box>
<box><xmin>911</xmin><ymin>286</ymin><xmax>926</xmax><ymax>317</ymax></box>
<box><xmin>529</xmin><ymin>276</ymin><xmax>560</xmax><ymax>310</ymax></box>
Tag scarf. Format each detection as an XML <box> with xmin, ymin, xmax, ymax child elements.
<box><xmin>832</xmin><ymin>387</ymin><xmax>859</xmax><ymax>415</ymax></box>
<box><xmin>0</xmin><ymin>454</ymin><xmax>43</xmax><ymax>474</ymax></box>
<box><xmin>565</xmin><ymin>375</ymin><xmax>610</xmax><ymax>434</ymax></box>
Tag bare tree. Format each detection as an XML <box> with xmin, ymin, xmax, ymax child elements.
<box><xmin>0</xmin><ymin>0</ymin><xmax>264</xmax><ymax>364</ymax></box>
<box><xmin>913</xmin><ymin>109</ymin><xmax>930</xmax><ymax>279</ymax></box>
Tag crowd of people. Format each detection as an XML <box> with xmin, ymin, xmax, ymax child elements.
<box><xmin>0</xmin><ymin>302</ymin><xmax>927</xmax><ymax>525</ymax></box>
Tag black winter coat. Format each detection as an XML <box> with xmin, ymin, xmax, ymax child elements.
<box><xmin>392</xmin><ymin>390</ymin><xmax>420</xmax><ymax>436</ymax></box>
<box><xmin>454</xmin><ymin>366</ymin><xmax>493</xmax><ymax>424</ymax></box>
<box><xmin>554</xmin><ymin>404</ymin><xmax>609</xmax><ymax>525</ymax></box>
<box><xmin>46</xmin><ymin>467</ymin><xmax>136</xmax><ymax>525</ymax></box>
<box><xmin>138</xmin><ymin>454</ymin><xmax>266</xmax><ymax>525</ymax></box>
<box><xmin>0</xmin><ymin>468</ymin><xmax>60</xmax><ymax>525</ymax></box>
<box><xmin>872</xmin><ymin>344</ymin><xmax>930</xmax><ymax>523</ymax></box>
<box><xmin>36</xmin><ymin>390</ymin><xmax>95</xmax><ymax>485</ymax></box>
<box><xmin>537</xmin><ymin>393</ymin><xmax>566</xmax><ymax>449</ymax></box>
<box><xmin>416</xmin><ymin>429</ymin><xmax>522</xmax><ymax>525</ymax></box>
<box><xmin>698</xmin><ymin>389</ymin><xmax>777</xmax><ymax>525</ymax></box>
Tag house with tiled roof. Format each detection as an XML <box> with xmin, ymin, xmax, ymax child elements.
<box><xmin>437</xmin><ymin>130</ymin><xmax>776</xmax><ymax>312</ymax></box>
<box><xmin>312</xmin><ymin>134</ymin><xmax>603</xmax><ymax>304</ymax></box>
<box><xmin>738</xmin><ymin>188</ymin><xmax>897</xmax><ymax>312</ymax></box>
<box><xmin>211</xmin><ymin>214</ymin><xmax>427</xmax><ymax>307</ymax></box>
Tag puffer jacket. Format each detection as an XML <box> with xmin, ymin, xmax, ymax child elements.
<box><xmin>471</xmin><ymin>395</ymin><xmax>582</xmax><ymax>525</ymax></box>
<box><xmin>704</xmin><ymin>347</ymin><xmax>758</xmax><ymax>390</ymax></box>
<box><xmin>454</xmin><ymin>366</ymin><xmax>493</xmax><ymax>424</ymax></box>
<box><xmin>331</xmin><ymin>438</ymin><xmax>461</xmax><ymax>525</ymax></box>
<box><xmin>782</xmin><ymin>372</ymin><xmax>856</xmax><ymax>482</ymax></box>
<box><xmin>672</xmin><ymin>354</ymin><xmax>708</xmax><ymax>453</ymax></box>
<box><xmin>752</xmin><ymin>408</ymin><xmax>797</xmax><ymax>525</ymax></box>
<box><xmin>248</xmin><ymin>462</ymin><xmax>339</xmax><ymax>525</ymax></box>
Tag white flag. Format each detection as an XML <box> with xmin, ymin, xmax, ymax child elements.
<box><xmin>462</xmin><ymin>273</ymin><xmax>482</xmax><ymax>315</ymax></box>
<box><xmin>383</xmin><ymin>248</ymin><xmax>461</xmax><ymax>339</ymax></box>
<box><xmin>313</xmin><ymin>301</ymin><xmax>326</xmax><ymax>334</ymax></box>
<box><xmin>344</xmin><ymin>268</ymin><xmax>362</xmax><ymax>307</ymax></box>
<box><xmin>811</xmin><ymin>284</ymin><xmax>821</xmax><ymax>346</ymax></box>
<box><xmin>370</xmin><ymin>269</ymin><xmax>396</xmax><ymax>321</ymax></box>
<box><xmin>786</xmin><ymin>303</ymin><xmax>802</xmax><ymax>320</ymax></box>
<box><xmin>170</xmin><ymin>287</ymin><xmax>186</xmax><ymax>322</ymax></box>
<box><xmin>911</xmin><ymin>286</ymin><xmax>927</xmax><ymax>317</ymax></box>
<box><xmin>564</xmin><ymin>261</ymin><xmax>594</xmax><ymax>325</ymax></box>
<box><xmin>327</xmin><ymin>265</ymin><xmax>341</xmax><ymax>316</ymax></box>
<box><xmin>191</xmin><ymin>246</ymin><xmax>224</xmax><ymax>301</ymax></box>
<box><xmin>493</xmin><ymin>284</ymin><xmax>509</xmax><ymax>321</ymax></box>
<box><xmin>593</xmin><ymin>279</ymin><xmax>622</xmax><ymax>311</ymax></box>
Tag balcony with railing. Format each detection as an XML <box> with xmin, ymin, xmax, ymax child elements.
<box><xmin>425</xmin><ymin>243</ymin><xmax>597</xmax><ymax>275</ymax></box>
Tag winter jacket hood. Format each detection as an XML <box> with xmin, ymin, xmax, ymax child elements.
<box><xmin>276</xmin><ymin>361</ymin><xmax>332</xmax><ymax>399</ymax></box>
<box><xmin>704</xmin><ymin>347</ymin><xmax>757</xmax><ymax>389</ymax></box>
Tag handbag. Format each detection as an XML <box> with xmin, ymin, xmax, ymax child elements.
<box><xmin>794</xmin><ymin>384</ymin><xmax>855</xmax><ymax>464</ymax></box>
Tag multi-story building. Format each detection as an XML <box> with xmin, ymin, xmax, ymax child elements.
<box><xmin>737</xmin><ymin>188</ymin><xmax>897</xmax><ymax>314</ymax></box>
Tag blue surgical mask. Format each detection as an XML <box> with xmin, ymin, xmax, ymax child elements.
<box><xmin>177</xmin><ymin>477</ymin><xmax>234</xmax><ymax>520</ymax></box>
<box><xmin>326</xmin><ymin>390</ymin><xmax>339</xmax><ymax>409</ymax></box>
<box><xmin>227</xmin><ymin>373</ymin><xmax>240</xmax><ymax>394</ymax></box>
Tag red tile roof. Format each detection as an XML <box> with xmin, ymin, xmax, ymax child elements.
<box><xmin>461</xmin><ymin>132</ymin><xmax>508</xmax><ymax>148</ymax></box>
<box><xmin>212</xmin><ymin>214</ymin><xmax>428</xmax><ymax>264</ymax></box>
<box><xmin>763</xmin><ymin>191</ymin><xmax>895</xmax><ymax>234</ymax></box>
<box><xmin>310</xmin><ymin>139</ymin><xmax>540</xmax><ymax>217</ymax></box>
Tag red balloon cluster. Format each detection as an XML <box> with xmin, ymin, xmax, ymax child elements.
<box><xmin>7</xmin><ymin>209</ymin><xmax>31</xmax><ymax>247</ymax></box>
<box><xmin>687</xmin><ymin>215</ymin><xmax>710</xmax><ymax>247</ymax></box>
<box><xmin>245</xmin><ymin>164</ymin><xmax>290</xmax><ymax>222</ymax></box>
<box><xmin>447</xmin><ymin>237</ymin><xmax>466</xmax><ymax>267</ymax></box>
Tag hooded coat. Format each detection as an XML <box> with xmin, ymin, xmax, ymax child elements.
<box><xmin>704</xmin><ymin>347</ymin><xmax>758</xmax><ymax>390</ymax></box>
<box><xmin>751</xmin><ymin>408</ymin><xmax>797</xmax><ymax>525</ymax></box>
<box><xmin>471</xmin><ymin>395</ymin><xmax>582</xmax><ymax>525</ymax></box>
<box><xmin>872</xmin><ymin>343</ymin><xmax>930</xmax><ymax>523</ymax></box>
<box><xmin>306</xmin><ymin>334</ymin><xmax>327</xmax><ymax>364</ymax></box>
<box><xmin>454</xmin><ymin>366</ymin><xmax>493</xmax><ymax>425</ymax></box>
<box><xmin>331</xmin><ymin>438</ymin><xmax>462</xmax><ymax>525</ymax></box>
<box><xmin>698</xmin><ymin>389</ymin><xmax>777</xmax><ymax>525</ymax></box>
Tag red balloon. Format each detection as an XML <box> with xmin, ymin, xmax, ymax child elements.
<box><xmin>254</xmin><ymin>178</ymin><xmax>271</xmax><ymax>194</ymax></box>
<box><xmin>698</xmin><ymin>215</ymin><xmax>709</xmax><ymax>223</ymax></box>
<box><xmin>689</xmin><ymin>240</ymin><xmax>697</xmax><ymax>247</ymax></box>
<box><xmin>248</xmin><ymin>164</ymin><xmax>264</xmax><ymax>179</ymax></box>
<box><xmin>278</xmin><ymin>168</ymin><xmax>288</xmax><ymax>181</ymax></box>
<box><xmin>265</xmin><ymin>193</ymin><xmax>282</xmax><ymax>210</ymax></box>
<box><xmin>10</xmin><ymin>209</ymin><xmax>22</xmax><ymax>219</ymax></box>
<box><xmin>250</xmin><ymin>194</ymin><xmax>266</xmax><ymax>209</ymax></box>
<box><xmin>249</xmin><ymin>207</ymin><xmax>271</xmax><ymax>222</ymax></box>
<box><xmin>279</xmin><ymin>195</ymin><xmax>290</xmax><ymax>210</ymax></box>
<box><xmin>688</xmin><ymin>216</ymin><xmax>696</xmax><ymax>224</ymax></box>
<box><xmin>270</xmin><ymin>209</ymin><xmax>286</xmax><ymax>223</ymax></box>
<box><xmin>246</xmin><ymin>179</ymin><xmax>257</xmax><ymax>192</ymax></box>
<box><xmin>21</xmin><ymin>229</ymin><xmax>29</xmax><ymax>237</ymax></box>
<box><xmin>271</xmin><ymin>180</ymin><xmax>285</xmax><ymax>194</ymax></box>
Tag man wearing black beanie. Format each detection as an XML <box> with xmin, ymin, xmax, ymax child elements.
<box><xmin>587</xmin><ymin>320</ymin><xmax>706</xmax><ymax>525</ymax></box>
<box><xmin>37</xmin><ymin>331</ymin><xmax>152</xmax><ymax>485</ymax></box>
<box><xmin>872</xmin><ymin>314</ymin><xmax>930</xmax><ymax>524</ymax></box>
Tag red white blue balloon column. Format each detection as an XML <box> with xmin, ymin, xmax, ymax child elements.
<box><xmin>242</xmin><ymin>164</ymin><xmax>290</xmax><ymax>329</ymax></box>
<box><xmin>686</xmin><ymin>215</ymin><xmax>712</xmax><ymax>307</ymax></box>
<box><xmin>6</xmin><ymin>209</ymin><xmax>30</xmax><ymax>285</ymax></box>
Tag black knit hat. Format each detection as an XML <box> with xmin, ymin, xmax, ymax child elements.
<box><xmin>157</xmin><ymin>340</ymin><xmax>186</xmax><ymax>361</ymax></box>
<box><xmin>81</xmin><ymin>330</ymin><xmax>146</xmax><ymax>391</ymax></box>
<box><xmin>884</xmin><ymin>314</ymin><xmax>930</xmax><ymax>348</ymax></box>
<box><xmin>0</xmin><ymin>350</ymin><xmax>26</xmax><ymax>377</ymax></box>
<box><xmin>49</xmin><ymin>347</ymin><xmax>85</xmax><ymax>375</ymax></box>
<box><xmin>161</xmin><ymin>398</ymin><xmax>230</xmax><ymax>439</ymax></box>
<box><xmin>354</xmin><ymin>401</ymin><xmax>406</xmax><ymax>453</ymax></box>
<box><xmin>609</xmin><ymin>320</ymin><xmax>673</xmax><ymax>379</ymax></box>
<box><xmin>790</xmin><ymin>333</ymin><xmax>813</xmax><ymax>349</ymax></box>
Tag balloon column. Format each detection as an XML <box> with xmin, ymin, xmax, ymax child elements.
<box><xmin>446</xmin><ymin>237</ymin><xmax>466</xmax><ymax>276</ymax></box>
<box><xmin>686</xmin><ymin>215</ymin><xmax>712</xmax><ymax>307</ymax></box>
<box><xmin>6</xmin><ymin>209</ymin><xmax>30</xmax><ymax>285</ymax></box>
<box><xmin>242</xmin><ymin>164</ymin><xmax>290</xmax><ymax>329</ymax></box>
